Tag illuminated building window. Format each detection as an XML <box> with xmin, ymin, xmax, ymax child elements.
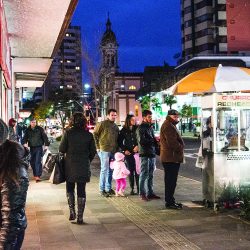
<box><xmin>67</xmin><ymin>85</ymin><xmax>72</xmax><ymax>89</ymax></box>
<box><xmin>75</xmin><ymin>66</ymin><xmax>80</xmax><ymax>70</ymax></box>
<box><xmin>129</xmin><ymin>85</ymin><xmax>136</xmax><ymax>90</ymax></box>
<box><xmin>67</xmin><ymin>60</ymin><xmax>71</xmax><ymax>63</ymax></box>
<box><xmin>66</xmin><ymin>33</ymin><xmax>69</xmax><ymax>37</ymax></box>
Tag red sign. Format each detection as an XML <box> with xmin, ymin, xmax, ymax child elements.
<box><xmin>227</xmin><ymin>0</ymin><xmax>250</xmax><ymax>53</ymax></box>
<box><xmin>0</xmin><ymin>0</ymin><xmax>11</xmax><ymax>88</ymax></box>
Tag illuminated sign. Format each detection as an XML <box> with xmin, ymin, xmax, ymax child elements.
<box><xmin>216</xmin><ymin>94</ymin><xmax>250</xmax><ymax>108</ymax></box>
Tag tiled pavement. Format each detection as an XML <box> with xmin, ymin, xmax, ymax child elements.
<box><xmin>22</xmin><ymin>143</ymin><xmax>250</xmax><ymax>249</ymax></box>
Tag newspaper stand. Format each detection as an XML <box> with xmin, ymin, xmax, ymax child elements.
<box><xmin>200</xmin><ymin>93</ymin><xmax>250</xmax><ymax>210</ymax></box>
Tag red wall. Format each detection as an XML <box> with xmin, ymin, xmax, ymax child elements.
<box><xmin>226</xmin><ymin>0</ymin><xmax>250</xmax><ymax>53</ymax></box>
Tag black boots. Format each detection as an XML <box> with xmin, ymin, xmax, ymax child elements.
<box><xmin>77</xmin><ymin>197</ymin><xmax>86</xmax><ymax>224</ymax></box>
<box><xmin>67</xmin><ymin>192</ymin><xmax>76</xmax><ymax>220</ymax></box>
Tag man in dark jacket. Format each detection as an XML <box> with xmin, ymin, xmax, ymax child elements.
<box><xmin>23</xmin><ymin>118</ymin><xmax>50</xmax><ymax>182</ymax></box>
<box><xmin>160</xmin><ymin>109</ymin><xmax>184</xmax><ymax>209</ymax></box>
<box><xmin>136</xmin><ymin>110</ymin><xmax>160</xmax><ymax>201</ymax></box>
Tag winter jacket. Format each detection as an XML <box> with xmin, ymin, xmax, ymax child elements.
<box><xmin>23</xmin><ymin>125</ymin><xmax>50</xmax><ymax>147</ymax></box>
<box><xmin>93</xmin><ymin>119</ymin><xmax>119</xmax><ymax>153</ymax></box>
<box><xmin>160</xmin><ymin>116</ymin><xmax>184</xmax><ymax>163</ymax></box>
<box><xmin>136</xmin><ymin>122</ymin><xmax>158</xmax><ymax>158</ymax></box>
<box><xmin>59</xmin><ymin>127</ymin><xmax>96</xmax><ymax>183</ymax></box>
<box><xmin>0</xmin><ymin>143</ymin><xmax>29</xmax><ymax>249</ymax></box>
<box><xmin>8</xmin><ymin>127</ymin><xmax>19</xmax><ymax>142</ymax></box>
<box><xmin>110</xmin><ymin>161</ymin><xmax>130</xmax><ymax>179</ymax></box>
<box><xmin>118</xmin><ymin>126</ymin><xmax>138</xmax><ymax>154</ymax></box>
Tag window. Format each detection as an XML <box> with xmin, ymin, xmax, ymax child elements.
<box><xmin>129</xmin><ymin>85</ymin><xmax>136</xmax><ymax>90</ymax></box>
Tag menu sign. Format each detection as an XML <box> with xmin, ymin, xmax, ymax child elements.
<box><xmin>216</xmin><ymin>94</ymin><xmax>250</xmax><ymax>108</ymax></box>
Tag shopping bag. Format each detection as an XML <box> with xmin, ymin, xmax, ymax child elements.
<box><xmin>195</xmin><ymin>145</ymin><xmax>205</xmax><ymax>168</ymax></box>
<box><xmin>51</xmin><ymin>153</ymin><xmax>65</xmax><ymax>184</ymax></box>
<box><xmin>42</xmin><ymin>149</ymin><xmax>51</xmax><ymax>166</ymax></box>
<box><xmin>43</xmin><ymin>154</ymin><xmax>57</xmax><ymax>173</ymax></box>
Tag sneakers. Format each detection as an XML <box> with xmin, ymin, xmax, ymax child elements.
<box><xmin>140</xmin><ymin>194</ymin><xmax>149</xmax><ymax>201</ymax></box>
<box><xmin>165</xmin><ymin>203</ymin><xmax>183</xmax><ymax>210</ymax></box>
<box><xmin>100</xmin><ymin>191</ymin><xmax>110</xmax><ymax>197</ymax></box>
<box><xmin>34</xmin><ymin>176</ymin><xmax>42</xmax><ymax>183</ymax></box>
<box><xmin>130</xmin><ymin>189</ymin><xmax>136</xmax><ymax>195</ymax></box>
<box><xmin>147</xmin><ymin>194</ymin><xmax>161</xmax><ymax>200</ymax></box>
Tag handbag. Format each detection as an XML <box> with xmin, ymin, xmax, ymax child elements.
<box><xmin>51</xmin><ymin>153</ymin><xmax>65</xmax><ymax>184</ymax></box>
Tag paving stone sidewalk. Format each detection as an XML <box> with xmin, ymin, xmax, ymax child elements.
<box><xmin>22</xmin><ymin>142</ymin><xmax>250</xmax><ymax>249</ymax></box>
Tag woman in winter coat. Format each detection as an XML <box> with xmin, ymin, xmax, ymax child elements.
<box><xmin>0</xmin><ymin>119</ymin><xmax>29</xmax><ymax>249</ymax></box>
<box><xmin>8</xmin><ymin>118</ymin><xmax>19</xmax><ymax>142</ymax></box>
<box><xmin>59</xmin><ymin>113</ymin><xmax>96</xmax><ymax>224</ymax></box>
<box><xmin>118</xmin><ymin>114</ymin><xmax>139</xmax><ymax>195</ymax></box>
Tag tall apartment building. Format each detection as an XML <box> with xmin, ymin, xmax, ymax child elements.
<box><xmin>181</xmin><ymin>0</ymin><xmax>250</xmax><ymax>61</ymax></box>
<box><xmin>40</xmin><ymin>25</ymin><xmax>82</xmax><ymax>102</ymax></box>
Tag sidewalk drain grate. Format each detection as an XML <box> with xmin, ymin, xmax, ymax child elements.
<box><xmin>108</xmin><ymin>197</ymin><xmax>200</xmax><ymax>250</ymax></box>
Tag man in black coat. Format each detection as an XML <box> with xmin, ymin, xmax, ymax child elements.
<box><xmin>136</xmin><ymin>110</ymin><xmax>160</xmax><ymax>201</ymax></box>
<box><xmin>23</xmin><ymin>118</ymin><xmax>50</xmax><ymax>182</ymax></box>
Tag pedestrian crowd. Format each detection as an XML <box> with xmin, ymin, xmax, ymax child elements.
<box><xmin>0</xmin><ymin>108</ymin><xmax>185</xmax><ymax>248</ymax></box>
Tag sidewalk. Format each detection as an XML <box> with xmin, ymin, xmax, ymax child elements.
<box><xmin>22</xmin><ymin>143</ymin><xmax>250</xmax><ymax>249</ymax></box>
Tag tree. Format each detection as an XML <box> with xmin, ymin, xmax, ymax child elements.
<box><xmin>180</xmin><ymin>104</ymin><xmax>192</xmax><ymax>122</ymax></box>
<box><xmin>139</xmin><ymin>96</ymin><xmax>151</xmax><ymax>111</ymax></box>
<box><xmin>164</xmin><ymin>94</ymin><xmax>177</xmax><ymax>109</ymax></box>
<box><xmin>151</xmin><ymin>97</ymin><xmax>161</xmax><ymax>111</ymax></box>
<box><xmin>33</xmin><ymin>101</ymin><xmax>54</xmax><ymax>121</ymax></box>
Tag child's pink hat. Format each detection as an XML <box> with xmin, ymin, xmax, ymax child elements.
<box><xmin>115</xmin><ymin>152</ymin><xmax>125</xmax><ymax>161</ymax></box>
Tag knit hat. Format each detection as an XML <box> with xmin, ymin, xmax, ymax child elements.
<box><xmin>0</xmin><ymin>119</ymin><xmax>9</xmax><ymax>145</ymax></box>
<box><xmin>168</xmin><ymin>109</ymin><xmax>179</xmax><ymax>116</ymax></box>
<box><xmin>114</xmin><ymin>152</ymin><xmax>125</xmax><ymax>162</ymax></box>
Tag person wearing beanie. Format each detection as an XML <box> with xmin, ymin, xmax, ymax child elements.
<box><xmin>0</xmin><ymin>119</ymin><xmax>29</xmax><ymax>249</ymax></box>
<box><xmin>110</xmin><ymin>152</ymin><xmax>130</xmax><ymax>197</ymax></box>
<box><xmin>23</xmin><ymin>118</ymin><xmax>50</xmax><ymax>182</ymax></box>
<box><xmin>160</xmin><ymin>109</ymin><xmax>185</xmax><ymax>209</ymax></box>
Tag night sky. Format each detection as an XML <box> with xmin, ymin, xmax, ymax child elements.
<box><xmin>72</xmin><ymin>0</ymin><xmax>181</xmax><ymax>79</ymax></box>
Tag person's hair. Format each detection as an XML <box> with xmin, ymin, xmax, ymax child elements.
<box><xmin>30</xmin><ymin>117</ymin><xmax>36</xmax><ymax>122</ymax></box>
<box><xmin>124</xmin><ymin>114</ymin><xmax>135</xmax><ymax>129</ymax></box>
<box><xmin>107</xmin><ymin>109</ymin><xmax>117</xmax><ymax>115</ymax></box>
<box><xmin>142</xmin><ymin>110</ymin><xmax>152</xmax><ymax>117</ymax></box>
<box><xmin>71</xmin><ymin>112</ymin><xmax>87</xmax><ymax>129</ymax></box>
<box><xmin>8</xmin><ymin>118</ymin><xmax>17</xmax><ymax>127</ymax></box>
<box><xmin>0</xmin><ymin>140</ymin><xmax>20</xmax><ymax>184</ymax></box>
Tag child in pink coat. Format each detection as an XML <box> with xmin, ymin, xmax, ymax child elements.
<box><xmin>110</xmin><ymin>152</ymin><xmax>130</xmax><ymax>197</ymax></box>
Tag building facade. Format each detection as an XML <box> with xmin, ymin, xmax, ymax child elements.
<box><xmin>99</xmin><ymin>17</ymin><xmax>143</xmax><ymax>124</ymax></box>
<box><xmin>181</xmin><ymin>0</ymin><xmax>250</xmax><ymax>61</ymax></box>
<box><xmin>43</xmin><ymin>25</ymin><xmax>82</xmax><ymax>102</ymax></box>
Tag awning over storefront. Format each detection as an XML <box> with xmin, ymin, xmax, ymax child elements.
<box><xmin>3</xmin><ymin>0</ymin><xmax>78</xmax><ymax>88</ymax></box>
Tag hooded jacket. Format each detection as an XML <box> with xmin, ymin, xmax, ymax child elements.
<box><xmin>160</xmin><ymin>116</ymin><xmax>184</xmax><ymax>163</ymax></box>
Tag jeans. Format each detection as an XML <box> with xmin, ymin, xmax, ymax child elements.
<box><xmin>98</xmin><ymin>151</ymin><xmax>113</xmax><ymax>192</ymax></box>
<box><xmin>162</xmin><ymin>162</ymin><xmax>180</xmax><ymax>205</ymax></box>
<box><xmin>13</xmin><ymin>229</ymin><xmax>25</xmax><ymax>250</ymax></box>
<box><xmin>66</xmin><ymin>182</ymin><xmax>87</xmax><ymax>198</ymax></box>
<box><xmin>139</xmin><ymin>157</ymin><xmax>156</xmax><ymax>196</ymax></box>
<box><xmin>30</xmin><ymin>146</ymin><xmax>43</xmax><ymax>177</ymax></box>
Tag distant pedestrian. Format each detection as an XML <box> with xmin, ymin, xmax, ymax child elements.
<box><xmin>110</xmin><ymin>152</ymin><xmax>130</xmax><ymax>197</ymax></box>
<box><xmin>136</xmin><ymin>110</ymin><xmax>161</xmax><ymax>201</ymax></box>
<box><xmin>8</xmin><ymin>118</ymin><xmax>20</xmax><ymax>142</ymax></box>
<box><xmin>160</xmin><ymin>109</ymin><xmax>184</xmax><ymax>209</ymax></box>
<box><xmin>0</xmin><ymin>119</ymin><xmax>29</xmax><ymax>249</ymax></box>
<box><xmin>59</xmin><ymin>112</ymin><xmax>96</xmax><ymax>224</ymax></box>
<box><xmin>118</xmin><ymin>114</ymin><xmax>139</xmax><ymax>195</ymax></box>
<box><xmin>23</xmin><ymin>118</ymin><xmax>50</xmax><ymax>182</ymax></box>
<box><xmin>93</xmin><ymin>109</ymin><xmax>119</xmax><ymax>197</ymax></box>
<box><xmin>181</xmin><ymin>123</ymin><xmax>186</xmax><ymax>134</ymax></box>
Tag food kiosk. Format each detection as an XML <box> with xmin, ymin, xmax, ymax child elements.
<box><xmin>200</xmin><ymin>93</ymin><xmax>250</xmax><ymax>209</ymax></box>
